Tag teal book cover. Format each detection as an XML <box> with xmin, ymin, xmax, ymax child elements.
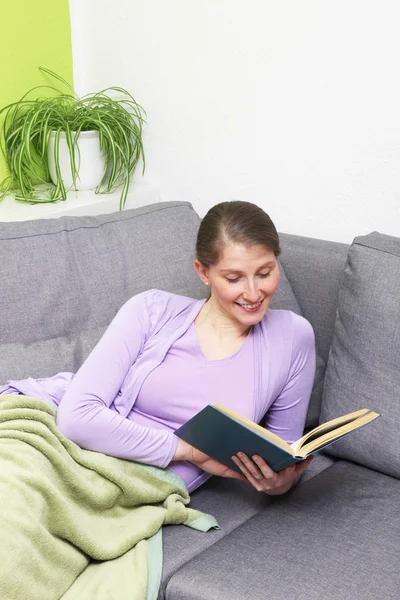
<box><xmin>175</xmin><ymin>405</ymin><xmax>303</xmax><ymax>473</ymax></box>
<box><xmin>175</xmin><ymin>404</ymin><xmax>381</xmax><ymax>474</ymax></box>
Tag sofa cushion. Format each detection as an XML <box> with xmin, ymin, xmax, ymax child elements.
<box><xmin>0</xmin><ymin>201</ymin><xmax>207</xmax><ymax>381</ymax></box>
<box><xmin>320</xmin><ymin>232</ymin><xmax>400</xmax><ymax>478</ymax></box>
<box><xmin>270</xmin><ymin>262</ymin><xmax>302</xmax><ymax>315</ymax></box>
<box><xmin>159</xmin><ymin>453</ymin><xmax>334</xmax><ymax>599</ymax></box>
<box><xmin>160</xmin><ymin>477</ymin><xmax>273</xmax><ymax>600</ymax></box>
<box><xmin>0</xmin><ymin>201</ymin><xmax>302</xmax><ymax>390</ymax></box>
<box><xmin>166</xmin><ymin>461</ymin><xmax>400</xmax><ymax>600</ymax></box>
<box><xmin>279</xmin><ymin>233</ymin><xmax>349</xmax><ymax>429</ymax></box>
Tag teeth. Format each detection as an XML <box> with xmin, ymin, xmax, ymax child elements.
<box><xmin>241</xmin><ymin>302</ymin><xmax>261</xmax><ymax>309</ymax></box>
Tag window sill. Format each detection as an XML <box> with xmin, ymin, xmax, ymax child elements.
<box><xmin>0</xmin><ymin>181</ymin><xmax>161</xmax><ymax>222</ymax></box>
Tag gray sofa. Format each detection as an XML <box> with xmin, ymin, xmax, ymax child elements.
<box><xmin>1</xmin><ymin>200</ymin><xmax>399</xmax><ymax>600</ymax></box>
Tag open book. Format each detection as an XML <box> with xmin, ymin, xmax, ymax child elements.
<box><xmin>175</xmin><ymin>404</ymin><xmax>381</xmax><ymax>473</ymax></box>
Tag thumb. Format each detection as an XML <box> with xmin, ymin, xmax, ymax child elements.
<box><xmin>296</xmin><ymin>455</ymin><xmax>314</xmax><ymax>475</ymax></box>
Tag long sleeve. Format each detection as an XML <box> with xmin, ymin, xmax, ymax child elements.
<box><xmin>56</xmin><ymin>292</ymin><xmax>179</xmax><ymax>467</ymax></box>
<box><xmin>265</xmin><ymin>314</ymin><xmax>316</xmax><ymax>445</ymax></box>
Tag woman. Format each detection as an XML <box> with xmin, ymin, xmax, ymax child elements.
<box><xmin>53</xmin><ymin>200</ymin><xmax>316</xmax><ymax>495</ymax></box>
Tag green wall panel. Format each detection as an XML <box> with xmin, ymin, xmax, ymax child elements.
<box><xmin>0</xmin><ymin>0</ymin><xmax>73</xmax><ymax>181</ymax></box>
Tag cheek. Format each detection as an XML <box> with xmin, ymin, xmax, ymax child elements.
<box><xmin>212</xmin><ymin>283</ymin><xmax>238</xmax><ymax>303</ymax></box>
<box><xmin>223</xmin><ymin>287</ymin><xmax>239</xmax><ymax>303</ymax></box>
<box><xmin>266</xmin><ymin>272</ymin><xmax>280</xmax><ymax>295</ymax></box>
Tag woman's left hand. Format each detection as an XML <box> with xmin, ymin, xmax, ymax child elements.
<box><xmin>231</xmin><ymin>452</ymin><xmax>314</xmax><ymax>495</ymax></box>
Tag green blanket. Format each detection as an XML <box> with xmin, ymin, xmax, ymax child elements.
<box><xmin>0</xmin><ymin>395</ymin><xmax>218</xmax><ymax>600</ymax></box>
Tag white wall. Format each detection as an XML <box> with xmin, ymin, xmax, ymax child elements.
<box><xmin>70</xmin><ymin>0</ymin><xmax>400</xmax><ymax>243</ymax></box>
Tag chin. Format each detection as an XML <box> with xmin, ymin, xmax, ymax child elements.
<box><xmin>240</xmin><ymin>313</ymin><xmax>266</xmax><ymax>326</ymax></box>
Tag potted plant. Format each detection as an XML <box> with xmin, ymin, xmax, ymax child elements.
<box><xmin>0</xmin><ymin>67</ymin><xmax>146</xmax><ymax>210</ymax></box>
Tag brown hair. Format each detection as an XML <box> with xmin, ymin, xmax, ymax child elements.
<box><xmin>196</xmin><ymin>201</ymin><xmax>281</xmax><ymax>268</ymax></box>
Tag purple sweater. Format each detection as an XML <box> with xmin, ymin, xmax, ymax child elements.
<box><xmin>2</xmin><ymin>290</ymin><xmax>316</xmax><ymax>492</ymax></box>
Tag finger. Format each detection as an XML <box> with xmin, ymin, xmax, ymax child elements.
<box><xmin>231</xmin><ymin>455</ymin><xmax>252</xmax><ymax>478</ymax></box>
<box><xmin>232</xmin><ymin>455</ymin><xmax>262</xmax><ymax>483</ymax></box>
<box><xmin>226</xmin><ymin>467</ymin><xmax>247</xmax><ymax>482</ymax></box>
<box><xmin>237</xmin><ymin>452</ymin><xmax>270</xmax><ymax>481</ymax></box>
<box><xmin>252</xmin><ymin>455</ymin><xmax>297</xmax><ymax>487</ymax></box>
<box><xmin>251</xmin><ymin>455</ymin><xmax>276</xmax><ymax>478</ymax></box>
<box><xmin>232</xmin><ymin>456</ymin><xmax>267</xmax><ymax>491</ymax></box>
<box><xmin>253</xmin><ymin>456</ymin><xmax>298</xmax><ymax>485</ymax></box>
<box><xmin>258</xmin><ymin>459</ymin><xmax>297</xmax><ymax>480</ymax></box>
<box><xmin>294</xmin><ymin>456</ymin><xmax>314</xmax><ymax>476</ymax></box>
<box><xmin>268</xmin><ymin>465</ymin><xmax>296</xmax><ymax>489</ymax></box>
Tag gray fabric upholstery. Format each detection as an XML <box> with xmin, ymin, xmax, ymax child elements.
<box><xmin>0</xmin><ymin>202</ymin><xmax>205</xmax><ymax>382</ymax></box>
<box><xmin>160</xmin><ymin>453</ymin><xmax>335</xmax><ymax>599</ymax></box>
<box><xmin>2</xmin><ymin>201</ymin><xmax>398</xmax><ymax>600</ymax></box>
<box><xmin>270</xmin><ymin>260</ymin><xmax>302</xmax><ymax>315</ymax></box>
<box><xmin>0</xmin><ymin>201</ymin><xmax>301</xmax><ymax>387</ymax></box>
<box><xmin>278</xmin><ymin>233</ymin><xmax>349</xmax><ymax>359</ymax></box>
<box><xmin>166</xmin><ymin>460</ymin><xmax>400</xmax><ymax>600</ymax></box>
<box><xmin>321</xmin><ymin>232</ymin><xmax>400</xmax><ymax>478</ymax></box>
<box><xmin>294</xmin><ymin>451</ymin><xmax>336</xmax><ymax>484</ymax></box>
<box><xmin>0</xmin><ymin>199</ymin><xmax>319</xmax><ymax>598</ymax></box>
<box><xmin>279</xmin><ymin>233</ymin><xmax>349</xmax><ymax>428</ymax></box>
<box><xmin>160</xmin><ymin>478</ymin><xmax>274</xmax><ymax>600</ymax></box>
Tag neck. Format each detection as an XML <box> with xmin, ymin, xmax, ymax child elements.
<box><xmin>196</xmin><ymin>297</ymin><xmax>250</xmax><ymax>339</ymax></box>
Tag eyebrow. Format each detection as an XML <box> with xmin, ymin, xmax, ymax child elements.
<box><xmin>220</xmin><ymin>262</ymin><xmax>275</xmax><ymax>274</ymax></box>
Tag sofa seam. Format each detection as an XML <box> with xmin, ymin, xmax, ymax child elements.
<box><xmin>353</xmin><ymin>240</ymin><xmax>400</xmax><ymax>259</ymax></box>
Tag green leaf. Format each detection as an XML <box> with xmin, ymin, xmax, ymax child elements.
<box><xmin>0</xmin><ymin>67</ymin><xmax>145</xmax><ymax>209</ymax></box>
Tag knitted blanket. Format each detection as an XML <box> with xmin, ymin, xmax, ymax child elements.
<box><xmin>0</xmin><ymin>395</ymin><xmax>218</xmax><ymax>600</ymax></box>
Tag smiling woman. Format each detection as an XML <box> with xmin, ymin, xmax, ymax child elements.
<box><xmin>194</xmin><ymin>201</ymin><xmax>281</xmax><ymax>331</ymax></box>
<box><xmin>52</xmin><ymin>200</ymin><xmax>316</xmax><ymax>498</ymax></box>
<box><xmin>2</xmin><ymin>200</ymin><xmax>316</xmax><ymax>501</ymax></box>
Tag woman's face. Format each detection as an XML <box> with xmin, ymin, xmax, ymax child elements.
<box><xmin>195</xmin><ymin>242</ymin><xmax>280</xmax><ymax>328</ymax></box>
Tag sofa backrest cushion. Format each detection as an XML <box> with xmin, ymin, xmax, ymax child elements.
<box><xmin>279</xmin><ymin>233</ymin><xmax>349</xmax><ymax>428</ymax></box>
<box><xmin>0</xmin><ymin>202</ymin><xmax>205</xmax><ymax>382</ymax></box>
<box><xmin>0</xmin><ymin>201</ymin><xmax>301</xmax><ymax>394</ymax></box>
<box><xmin>320</xmin><ymin>231</ymin><xmax>400</xmax><ymax>478</ymax></box>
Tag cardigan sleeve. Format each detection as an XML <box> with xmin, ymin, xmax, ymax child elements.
<box><xmin>264</xmin><ymin>313</ymin><xmax>316</xmax><ymax>446</ymax></box>
<box><xmin>56</xmin><ymin>291</ymin><xmax>179</xmax><ymax>467</ymax></box>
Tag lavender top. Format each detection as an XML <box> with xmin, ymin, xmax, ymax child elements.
<box><xmin>2</xmin><ymin>290</ymin><xmax>316</xmax><ymax>492</ymax></box>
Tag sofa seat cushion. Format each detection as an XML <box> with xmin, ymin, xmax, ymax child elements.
<box><xmin>320</xmin><ymin>232</ymin><xmax>400</xmax><ymax>477</ymax></box>
<box><xmin>165</xmin><ymin>460</ymin><xmax>400</xmax><ymax>600</ymax></box>
<box><xmin>159</xmin><ymin>454</ymin><xmax>334</xmax><ymax>599</ymax></box>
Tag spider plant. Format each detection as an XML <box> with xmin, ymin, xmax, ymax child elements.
<box><xmin>0</xmin><ymin>67</ymin><xmax>146</xmax><ymax>209</ymax></box>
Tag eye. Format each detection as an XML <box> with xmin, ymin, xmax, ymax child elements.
<box><xmin>258</xmin><ymin>272</ymin><xmax>271</xmax><ymax>278</ymax></box>
<box><xmin>226</xmin><ymin>277</ymin><xmax>240</xmax><ymax>284</ymax></box>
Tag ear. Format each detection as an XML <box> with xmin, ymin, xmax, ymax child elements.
<box><xmin>194</xmin><ymin>259</ymin><xmax>210</xmax><ymax>286</ymax></box>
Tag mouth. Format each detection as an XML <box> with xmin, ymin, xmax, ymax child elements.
<box><xmin>235</xmin><ymin>299</ymin><xmax>265</xmax><ymax>313</ymax></box>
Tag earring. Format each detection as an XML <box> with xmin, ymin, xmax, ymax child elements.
<box><xmin>205</xmin><ymin>282</ymin><xmax>210</xmax><ymax>286</ymax></box>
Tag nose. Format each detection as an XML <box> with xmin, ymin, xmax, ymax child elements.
<box><xmin>242</xmin><ymin>279</ymin><xmax>260</xmax><ymax>303</ymax></box>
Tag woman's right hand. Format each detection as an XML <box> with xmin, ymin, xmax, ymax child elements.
<box><xmin>172</xmin><ymin>439</ymin><xmax>246</xmax><ymax>481</ymax></box>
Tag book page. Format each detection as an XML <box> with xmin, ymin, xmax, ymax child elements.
<box><xmin>292</xmin><ymin>408</ymin><xmax>370</xmax><ymax>452</ymax></box>
<box><xmin>294</xmin><ymin>410</ymin><xmax>380</xmax><ymax>457</ymax></box>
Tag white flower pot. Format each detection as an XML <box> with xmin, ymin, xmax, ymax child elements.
<box><xmin>47</xmin><ymin>130</ymin><xmax>107</xmax><ymax>191</ymax></box>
